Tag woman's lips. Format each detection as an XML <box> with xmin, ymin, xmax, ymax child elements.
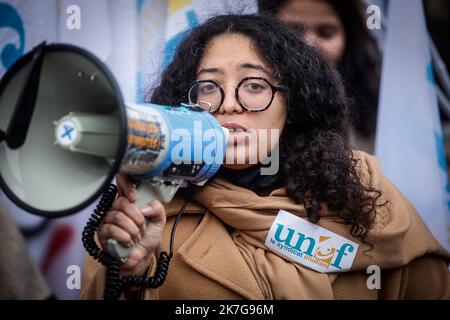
<box><xmin>221</xmin><ymin>122</ymin><xmax>248</xmax><ymax>131</ymax></box>
<box><xmin>221</xmin><ymin>123</ymin><xmax>250</xmax><ymax>145</ymax></box>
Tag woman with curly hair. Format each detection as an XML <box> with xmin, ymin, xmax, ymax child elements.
<box><xmin>81</xmin><ymin>14</ymin><xmax>449</xmax><ymax>300</ymax></box>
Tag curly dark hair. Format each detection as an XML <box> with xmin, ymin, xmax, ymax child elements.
<box><xmin>258</xmin><ymin>0</ymin><xmax>382</xmax><ymax>139</ymax></box>
<box><xmin>148</xmin><ymin>14</ymin><xmax>384</xmax><ymax>243</ymax></box>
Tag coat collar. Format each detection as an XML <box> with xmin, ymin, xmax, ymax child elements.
<box><xmin>176</xmin><ymin>212</ymin><xmax>265</xmax><ymax>299</ymax></box>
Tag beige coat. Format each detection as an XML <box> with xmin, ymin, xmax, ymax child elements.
<box><xmin>81</xmin><ymin>152</ymin><xmax>450</xmax><ymax>300</ymax></box>
<box><xmin>0</xmin><ymin>203</ymin><xmax>51</xmax><ymax>299</ymax></box>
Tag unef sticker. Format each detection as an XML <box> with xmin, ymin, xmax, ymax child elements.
<box><xmin>265</xmin><ymin>210</ymin><xmax>359</xmax><ymax>273</ymax></box>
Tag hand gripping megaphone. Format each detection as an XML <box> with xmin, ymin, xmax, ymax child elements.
<box><xmin>0</xmin><ymin>43</ymin><xmax>228</xmax><ymax>298</ymax></box>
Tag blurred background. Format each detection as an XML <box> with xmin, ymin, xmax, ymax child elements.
<box><xmin>0</xmin><ymin>0</ymin><xmax>449</xmax><ymax>299</ymax></box>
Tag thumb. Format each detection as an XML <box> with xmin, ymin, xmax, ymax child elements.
<box><xmin>140</xmin><ymin>200</ymin><xmax>166</xmax><ymax>232</ymax></box>
<box><xmin>138</xmin><ymin>201</ymin><xmax>166</xmax><ymax>255</ymax></box>
<box><xmin>116</xmin><ymin>172</ymin><xmax>138</xmax><ymax>202</ymax></box>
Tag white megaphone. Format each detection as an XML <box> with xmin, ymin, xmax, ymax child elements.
<box><xmin>0</xmin><ymin>43</ymin><xmax>228</xmax><ymax>262</ymax></box>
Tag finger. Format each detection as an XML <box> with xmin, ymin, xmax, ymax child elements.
<box><xmin>103</xmin><ymin>210</ymin><xmax>141</xmax><ymax>243</ymax></box>
<box><xmin>116</xmin><ymin>173</ymin><xmax>138</xmax><ymax>202</ymax></box>
<box><xmin>101</xmin><ymin>224</ymin><xmax>134</xmax><ymax>247</ymax></box>
<box><xmin>112</xmin><ymin>197</ymin><xmax>146</xmax><ymax>232</ymax></box>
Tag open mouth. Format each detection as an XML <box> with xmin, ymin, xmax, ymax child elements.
<box><xmin>222</xmin><ymin>123</ymin><xmax>251</xmax><ymax>145</ymax></box>
<box><xmin>221</xmin><ymin>122</ymin><xmax>248</xmax><ymax>131</ymax></box>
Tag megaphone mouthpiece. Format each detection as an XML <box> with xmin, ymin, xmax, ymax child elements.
<box><xmin>54</xmin><ymin>112</ymin><xmax>119</xmax><ymax>159</ymax></box>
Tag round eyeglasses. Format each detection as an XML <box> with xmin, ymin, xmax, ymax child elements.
<box><xmin>187</xmin><ymin>77</ymin><xmax>285</xmax><ymax>113</ymax></box>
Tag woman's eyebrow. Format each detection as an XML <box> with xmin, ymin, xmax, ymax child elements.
<box><xmin>196</xmin><ymin>63</ymin><xmax>271</xmax><ymax>77</ymax></box>
<box><xmin>238</xmin><ymin>63</ymin><xmax>271</xmax><ymax>77</ymax></box>
<box><xmin>196</xmin><ymin>67</ymin><xmax>223</xmax><ymax>77</ymax></box>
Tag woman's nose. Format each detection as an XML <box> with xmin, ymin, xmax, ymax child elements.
<box><xmin>218</xmin><ymin>86</ymin><xmax>244</xmax><ymax>114</ymax></box>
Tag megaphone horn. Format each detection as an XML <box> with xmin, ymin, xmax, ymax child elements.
<box><xmin>0</xmin><ymin>43</ymin><xmax>128</xmax><ymax>217</ymax></box>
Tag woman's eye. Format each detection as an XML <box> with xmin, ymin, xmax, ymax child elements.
<box><xmin>200</xmin><ymin>84</ymin><xmax>217</xmax><ymax>94</ymax></box>
<box><xmin>245</xmin><ymin>82</ymin><xmax>266</xmax><ymax>92</ymax></box>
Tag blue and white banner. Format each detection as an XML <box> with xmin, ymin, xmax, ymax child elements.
<box><xmin>375</xmin><ymin>0</ymin><xmax>450</xmax><ymax>250</ymax></box>
<box><xmin>0</xmin><ymin>0</ymin><xmax>58</xmax><ymax>75</ymax></box>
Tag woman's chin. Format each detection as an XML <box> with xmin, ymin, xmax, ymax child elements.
<box><xmin>222</xmin><ymin>163</ymin><xmax>254</xmax><ymax>170</ymax></box>
<box><xmin>224</xmin><ymin>142</ymin><xmax>260</xmax><ymax>167</ymax></box>
<box><xmin>223</xmin><ymin>146</ymin><xmax>254</xmax><ymax>169</ymax></box>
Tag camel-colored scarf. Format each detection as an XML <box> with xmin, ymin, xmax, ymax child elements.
<box><xmin>162</xmin><ymin>153</ymin><xmax>450</xmax><ymax>299</ymax></box>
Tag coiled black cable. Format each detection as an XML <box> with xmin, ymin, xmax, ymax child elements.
<box><xmin>82</xmin><ymin>182</ymin><xmax>195</xmax><ymax>300</ymax></box>
<box><xmin>82</xmin><ymin>184</ymin><xmax>122</xmax><ymax>299</ymax></box>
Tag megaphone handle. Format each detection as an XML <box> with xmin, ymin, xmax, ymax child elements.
<box><xmin>106</xmin><ymin>179</ymin><xmax>181</xmax><ymax>262</ymax></box>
